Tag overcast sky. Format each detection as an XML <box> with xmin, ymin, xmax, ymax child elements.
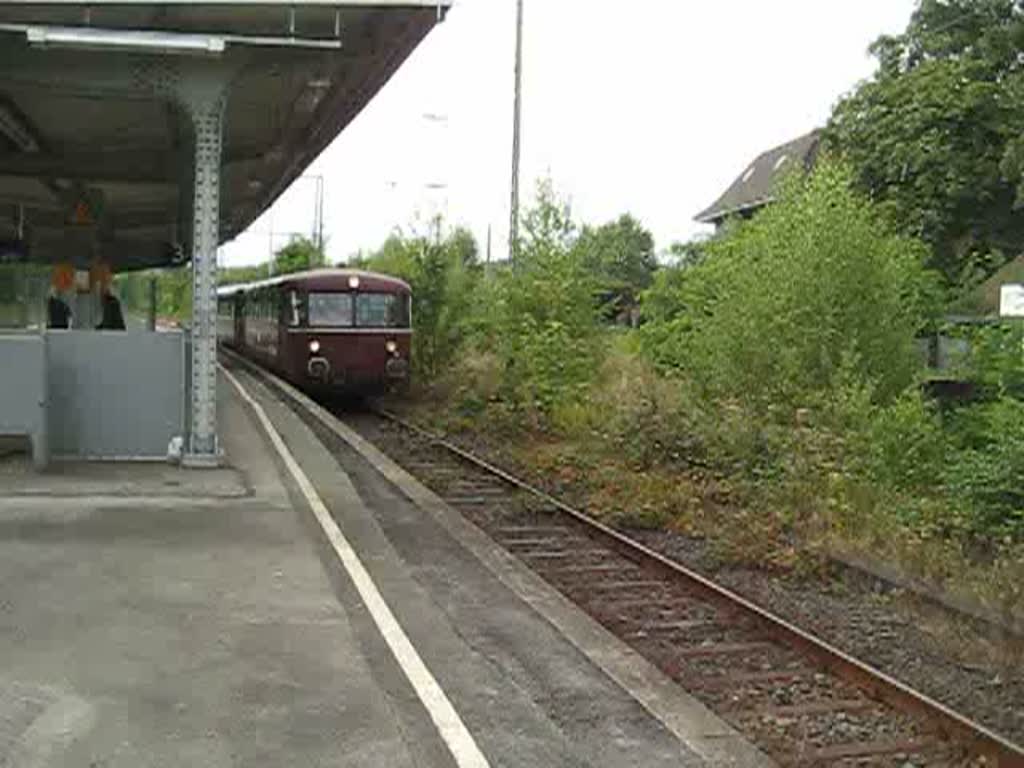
<box><xmin>218</xmin><ymin>0</ymin><xmax>918</xmax><ymax>269</ymax></box>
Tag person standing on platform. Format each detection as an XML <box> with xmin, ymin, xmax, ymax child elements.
<box><xmin>46</xmin><ymin>289</ymin><xmax>72</xmax><ymax>329</ymax></box>
<box><xmin>97</xmin><ymin>288</ymin><xmax>126</xmax><ymax>331</ymax></box>
<box><xmin>47</xmin><ymin>263</ymin><xmax>74</xmax><ymax>329</ymax></box>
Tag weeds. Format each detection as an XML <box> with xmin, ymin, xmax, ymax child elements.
<box><xmin>383</xmin><ymin>168</ymin><xmax>1023</xmax><ymax>617</ymax></box>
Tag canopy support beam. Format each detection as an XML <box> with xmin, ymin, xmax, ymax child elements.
<box><xmin>178</xmin><ymin>73</ymin><xmax>228</xmax><ymax>467</ymax></box>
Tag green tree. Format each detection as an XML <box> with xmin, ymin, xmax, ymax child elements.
<box><xmin>575</xmin><ymin>213</ymin><xmax>656</xmax><ymax>320</ymax></box>
<box><xmin>497</xmin><ymin>179</ymin><xmax>601</xmax><ymax>413</ymax></box>
<box><xmin>273</xmin><ymin>236</ymin><xmax>324</xmax><ymax>275</ymax></box>
<box><xmin>665</xmin><ymin>237</ymin><xmax>710</xmax><ymax>269</ymax></box>
<box><xmin>358</xmin><ymin>225</ymin><xmax>482</xmax><ymax>378</ymax></box>
<box><xmin>218</xmin><ymin>264</ymin><xmax>269</xmax><ymax>286</ymax></box>
<box><xmin>826</xmin><ymin>0</ymin><xmax>1024</xmax><ymax>284</ymax></box>
<box><xmin>640</xmin><ymin>162</ymin><xmax>940</xmax><ymax>407</ymax></box>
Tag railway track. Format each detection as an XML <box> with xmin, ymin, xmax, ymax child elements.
<box><xmin>340</xmin><ymin>408</ymin><xmax>1024</xmax><ymax>768</ymax></box>
<box><xmin>221</xmin><ymin>351</ymin><xmax>1023</xmax><ymax>767</ymax></box>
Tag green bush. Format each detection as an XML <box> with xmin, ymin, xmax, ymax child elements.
<box><xmin>585</xmin><ymin>343</ymin><xmax>703</xmax><ymax>469</ymax></box>
<box><xmin>639</xmin><ymin>162</ymin><xmax>940</xmax><ymax>408</ymax></box>
<box><xmin>948</xmin><ymin>321</ymin><xmax>1024</xmax><ymax>397</ymax></box>
<box><xmin>491</xmin><ymin>180</ymin><xmax>602</xmax><ymax>416</ymax></box>
<box><xmin>944</xmin><ymin>397</ymin><xmax>1024</xmax><ymax>541</ymax></box>
<box><xmin>357</xmin><ymin>226</ymin><xmax>482</xmax><ymax>379</ymax></box>
<box><xmin>863</xmin><ymin>391</ymin><xmax>948</xmax><ymax>491</ymax></box>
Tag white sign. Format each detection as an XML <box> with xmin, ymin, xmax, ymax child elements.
<box><xmin>1000</xmin><ymin>284</ymin><xmax>1024</xmax><ymax>317</ymax></box>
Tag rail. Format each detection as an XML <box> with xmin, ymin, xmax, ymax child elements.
<box><xmin>375</xmin><ymin>406</ymin><xmax>1024</xmax><ymax>767</ymax></box>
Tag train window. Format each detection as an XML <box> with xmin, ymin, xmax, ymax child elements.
<box><xmin>288</xmin><ymin>291</ymin><xmax>300</xmax><ymax>327</ymax></box>
<box><xmin>309</xmin><ymin>292</ymin><xmax>354</xmax><ymax>326</ymax></box>
<box><xmin>355</xmin><ymin>293</ymin><xmax>410</xmax><ymax>328</ymax></box>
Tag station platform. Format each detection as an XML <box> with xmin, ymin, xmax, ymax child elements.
<box><xmin>0</xmin><ymin>370</ymin><xmax>769</xmax><ymax>768</ymax></box>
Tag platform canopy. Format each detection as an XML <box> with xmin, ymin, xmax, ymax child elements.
<box><xmin>0</xmin><ymin>1</ymin><xmax>450</xmax><ymax>271</ymax></box>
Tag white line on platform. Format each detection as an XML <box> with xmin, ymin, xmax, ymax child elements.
<box><xmin>220</xmin><ymin>365</ymin><xmax>491</xmax><ymax>768</ymax></box>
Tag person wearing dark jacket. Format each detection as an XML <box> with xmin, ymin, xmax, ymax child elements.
<box><xmin>97</xmin><ymin>289</ymin><xmax>126</xmax><ymax>331</ymax></box>
<box><xmin>47</xmin><ymin>291</ymin><xmax>72</xmax><ymax>329</ymax></box>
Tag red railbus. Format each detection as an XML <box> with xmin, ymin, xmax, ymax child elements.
<box><xmin>218</xmin><ymin>268</ymin><xmax>411</xmax><ymax>394</ymax></box>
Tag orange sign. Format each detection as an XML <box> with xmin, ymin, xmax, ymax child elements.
<box><xmin>51</xmin><ymin>263</ymin><xmax>75</xmax><ymax>293</ymax></box>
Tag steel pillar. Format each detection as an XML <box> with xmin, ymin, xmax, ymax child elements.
<box><xmin>179</xmin><ymin>79</ymin><xmax>227</xmax><ymax>467</ymax></box>
<box><xmin>147</xmin><ymin>275</ymin><xmax>157</xmax><ymax>332</ymax></box>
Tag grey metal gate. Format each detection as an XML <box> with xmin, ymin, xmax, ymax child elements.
<box><xmin>46</xmin><ymin>331</ymin><xmax>186</xmax><ymax>460</ymax></box>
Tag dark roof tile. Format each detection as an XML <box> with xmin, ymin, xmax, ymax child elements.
<box><xmin>695</xmin><ymin>130</ymin><xmax>822</xmax><ymax>224</ymax></box>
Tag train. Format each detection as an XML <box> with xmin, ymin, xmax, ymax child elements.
<box><xmin>217</xmin><ymin>268</ymin><xmax>412</xmax><ymax>395</ymax></box>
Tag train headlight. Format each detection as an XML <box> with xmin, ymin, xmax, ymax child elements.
<box><xmin>348</xmin><ymin>275</ymin><xmax>360</xmax><ymax>290</ymax></box>
<box><xmin>385</xmin><ymin>340</ymin><xmax>398</xmax><ymax>354</ymax></box>
<box><xmin>309</xmin><ymin>339</ymin><xmax>321</xmax><ymax>354</ymax></box>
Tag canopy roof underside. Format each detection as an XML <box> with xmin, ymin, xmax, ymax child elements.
<box><xmin>0</xmin><ymin>1</ymin><xmax>448</xmax><ymax>271</ymax></box>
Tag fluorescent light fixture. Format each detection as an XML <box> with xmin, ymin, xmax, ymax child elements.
<box><xmin>0</xmin><ymin>103</ymin><xmax>39</xmax><ymax>153</ymax></box>
<box><xmin>26</xmin><ymin>26</ymin><xmax>226</xmax><ymax>56</ymax></box>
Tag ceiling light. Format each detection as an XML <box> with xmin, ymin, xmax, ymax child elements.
<box><xmin>25</xmin><ymin>26</ymin><xmax>226</xmax><ymax>56</ymax></box>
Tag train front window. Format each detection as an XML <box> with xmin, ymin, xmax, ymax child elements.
<box><xmin>356</xmin><ymin>293</ymin><xmax>410</xmax><ymax>328</ymax></box>
<box><xmin>308</xmin><ymin>293</ymin><xmax>354</xmax><ymax>327</ymax></box>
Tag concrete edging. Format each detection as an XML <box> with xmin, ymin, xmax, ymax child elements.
<box><xmin>828</xmin><ymin>547</ymin><xmax>1024</xmax><ymax>639</ymax></box>
<box><xmin>222</xmin><ymin>349</ymin><xmax>773</xmax><ymax>768</ymax></box>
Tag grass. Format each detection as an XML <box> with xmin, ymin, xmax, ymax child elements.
<box><xmin>390</xmin><ymin>343</ymin><xmax>1024</xmax><ymax>628</ymax></box>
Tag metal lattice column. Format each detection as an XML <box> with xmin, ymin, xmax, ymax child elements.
<box><xmin>183</xmin><ymin>94</ymin><xmax>226</xmax><ymax>465</ymax></box>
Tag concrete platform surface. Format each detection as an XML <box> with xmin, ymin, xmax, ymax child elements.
<box><xmin>0</xmin><ymin>459</ymin><xmax>248</xmax><ymax>499</ymax></box>
<box><xmin>0</xmin><ymin>371</ymin><xmax>770</xmax><ymax>767</ymax></box>
<box><xmin>0</xmin><ymin>384</ymin><xmax>418</xmax><ymax>767</ymax></box>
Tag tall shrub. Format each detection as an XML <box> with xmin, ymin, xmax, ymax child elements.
<box><xmin>640</xmin><ymin>163</ymin><xmax>940</xmax><ymax>408</ymax></box>
<box><xmin>495</xmin><ymin>180</ymin><xmax>601</xmax><ymax>414</ymax></box>
<box><xmin>358</xmin><ymin>226</ymin><xmax>482</xmax><ymax>379</ymax></box>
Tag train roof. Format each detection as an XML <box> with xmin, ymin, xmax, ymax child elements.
<box><xmin>217</xmin><ymin>267</ymin><xmax>411</xmax><ymax>297</ymax></box>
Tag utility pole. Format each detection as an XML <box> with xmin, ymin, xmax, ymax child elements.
<box><xmin>509</xmin><ymin>0</ymin><xmax>524</xmax><ymax>266</ymax></box>
<box><xmin>314</xmin><ymin>176</ymin><xmax>325</xmax><ymax>262</ymax></box>
<box><xmin>267</xmin><ymin>211</ymin><xmax>275</xmax><ymax>276</ymax></box>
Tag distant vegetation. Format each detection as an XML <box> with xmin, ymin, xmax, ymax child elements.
<box><xmin>826</xmin><ymin>0</ymin><xmax>1024</xmax><ymax>288</ymax></box>
<box><xmin>379</xmin><ymin>165</ymin><xmax>1023</xmax><ymax>615</ymax></box>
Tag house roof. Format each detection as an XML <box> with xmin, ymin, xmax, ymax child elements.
<box><xmin>695</xmin><ymin>130</ymin><xmax>822</xmax><ymax>225</ymax></box>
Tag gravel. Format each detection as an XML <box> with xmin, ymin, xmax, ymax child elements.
<box><xmin>629</xmin><ymin>529</ymin><xmax>1024</xmax><ymax>747</ymax></box>
<box><xmin>373</xmin><ymin>407</ymin><xmax>1024</xmax><ymax>749</ymax></box>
